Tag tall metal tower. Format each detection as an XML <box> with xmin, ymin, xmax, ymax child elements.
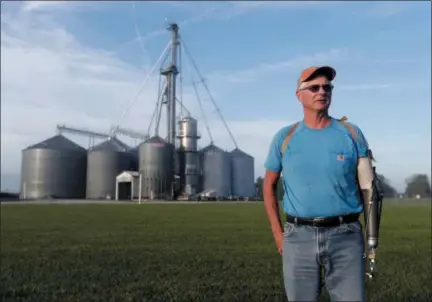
<box><xmin>161</xmin><ymin>23</ymin><xmax>180</xmax><ymax>145</ymax></box>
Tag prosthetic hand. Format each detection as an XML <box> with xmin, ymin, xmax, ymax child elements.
<box><xmin>357</xmin><ymin>153</ymin><xmax>384</xmax><ymax>279</ymax></box>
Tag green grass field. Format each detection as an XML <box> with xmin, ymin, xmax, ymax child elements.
<box><xmin>1</xmin><ymin>201</ymin><xmax>431</xmax><ymax>302</ymax></box>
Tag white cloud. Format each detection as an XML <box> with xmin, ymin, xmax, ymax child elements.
<box><xmin>21</xmin><ymin>1</ymin><xmax>68</xmax><ymax>13</ymax></box>
<box><xmin>111</xmin><ymin>5</ymin><xmax>225</xmax><ymax>55</ymax></box>
<box><xmin>20</xmin><ymin>1</ymin><xmax>93</xmax><ymax>13</ymax></box>
<box><xmin>1</xmin><ymin>10</ymin><xmax>149</xmax><ymax>172</ymax></box>
<box><xmin>211</xmin><ymin>48</ymin><xmax>349</xmax><ymax>84</ymax></box>
<box><xmin>113</xmin><ymin>1</ymin><xmax>343</xmax><ymax>55</ymax></box>
<box><xmin>0</xmin><ymin>5</ymin><xmax>290</xmax><ymax>188</ymax></box>
<box><xmin>2</xmin><ymin>2</ymin><xmax>428</xmax><ymax>194</ymax></box>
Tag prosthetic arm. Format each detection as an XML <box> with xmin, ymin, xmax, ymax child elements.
<box><xmin>357</xmin><ymin>152</ymin><xmax>384</xmax><ymax>279</ymax></box>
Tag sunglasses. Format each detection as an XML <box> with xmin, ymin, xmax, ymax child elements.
<box><xmin>299</xmin><ymin>84</ymin><xmax>334</xmax><ymax>93</ymax></box>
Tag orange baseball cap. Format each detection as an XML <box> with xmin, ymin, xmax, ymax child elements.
<box><xmin>297</xmin><ymin>66</ymin><xmax>336</xmax><ymax>89</ymax></box>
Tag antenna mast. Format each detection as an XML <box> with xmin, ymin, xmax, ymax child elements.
<box><xmin>161</xmin><ymin>23</ymin><xmax>180</xmax><ymax>145</ymax></box>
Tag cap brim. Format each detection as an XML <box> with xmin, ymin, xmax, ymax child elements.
<box><xmin>304</xmin><ymin>66</ymin><xmax>336</xmax><ymax>82</ymax></box>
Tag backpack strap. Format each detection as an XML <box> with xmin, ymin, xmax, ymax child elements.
<box><xmin>279</xmin><ymin>117</ymin><xmax>371</xmax><ymax>159</ymax></box>
<box><xmin>337</xmin><ymin>116</ymin><xmax>358</xmax><ymax>141</ymax></box>
<box><xmin>337</xmin><ymin>116</ymin><xmax>374</xmax><ymax>160</ymax></box>
<box><xmin>280</xmin><ymin>122</ymin><xmax>300</xmax><ymax>155</ymax></box>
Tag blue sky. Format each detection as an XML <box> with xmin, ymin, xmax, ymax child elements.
<box><xmin>1</xmin><ymin>1</ymin><xmax>431</xmax><ymax>192</ymax></box>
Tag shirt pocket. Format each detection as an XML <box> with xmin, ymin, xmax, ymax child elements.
<box><xmin>325</xmin><ymin>151</ymin><xmax>357</xmax><ymax>180</ymax></box>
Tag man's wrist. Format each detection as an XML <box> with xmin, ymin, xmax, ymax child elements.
<box><xmin>272</xmin><ymin>226</ymin><xmax>283</xmax><ymax>238</ymax></box>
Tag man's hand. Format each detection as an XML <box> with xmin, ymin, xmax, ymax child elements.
<box><xmin>275</xmin><ymin>231</ymin><xmax>283</xmax><ymax>255</ymax></box>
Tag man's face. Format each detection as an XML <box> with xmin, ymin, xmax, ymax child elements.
<box><xmin>296</xmin><ymin>75</ymin><xmax>333</xmax><ymax>112</ymax></box>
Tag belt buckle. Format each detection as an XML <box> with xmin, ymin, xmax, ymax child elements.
<box><xmin>312</xmin><ymin>217</ymin><xmax>325</xmax><ymax>227</ymax></box>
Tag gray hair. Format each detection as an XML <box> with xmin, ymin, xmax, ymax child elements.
<box><xmin>298</xmin><ymin>79</ymin><xmax>332</xmax><ymax>90</ymax></box>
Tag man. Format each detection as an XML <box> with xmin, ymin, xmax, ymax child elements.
<box><xmin>263</xmin><ymin>66</ymin><xmax>372</xmax><ymax>302</ymax></box>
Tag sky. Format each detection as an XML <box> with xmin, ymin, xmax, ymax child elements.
<box><xmin>1</xmin><ymin>0</ymin><xmax>431</xmax><ymax>193</ymax></box>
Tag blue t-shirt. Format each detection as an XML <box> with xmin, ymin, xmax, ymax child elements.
<box><xmin>264</xmin><ymin>118</ymin><xmax>369</xmax><ymax>218</ymax></box>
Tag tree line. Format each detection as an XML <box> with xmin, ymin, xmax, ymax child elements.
<box><xmin>254</xmin><ymin>173</ymin><xmax>432</xmax><ymax>201</ymax></box>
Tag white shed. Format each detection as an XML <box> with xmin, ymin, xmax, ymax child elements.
<box><xmin>115</xmin><ymin>171</ymin><xmax>142</xmax><ymax>201</ymax></box>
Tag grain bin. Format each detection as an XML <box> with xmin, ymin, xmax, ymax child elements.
<box><xmin>230</xmin><ymin>148</ymin><xmax>255</xmax><ymax>197</ymax></box>
<box><xmin>200</xmin><ymin>144</ymin><xmax>231</xmax><ymax>197</ymax></box>
<box><xmin>86</xmin><ymin>137</ymin><xmax>136</xmax><ymax>199</ymax></box>
<box><xmin>139</xmin><ymin>136</ymin><xmax>175</xmax><ymax>199</ymax></box>
<box><xmin>20</xmin><ymin>134</ymin><xmax>87</xmax><ymax>199</ymax></box>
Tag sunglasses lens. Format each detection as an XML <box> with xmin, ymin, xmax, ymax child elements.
<box><xmin>302</xmin><ymin>84</ymin><xmax>334</xmax><ymax>92</ymax></box>
<box><xmin>324</xmin><ymin>84</ymin><xmax>334</xmax><ymax>92</ymax></box>
<box><xmin>309</xmin><ymin>85</ymin><xmax>320</xmax><ymax>92</ymax></box>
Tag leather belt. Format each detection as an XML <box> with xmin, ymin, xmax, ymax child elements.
<box><xmin>286</xmin><ymin>213</ymin><xmax>360</xmax><ymax>228</ymax></box>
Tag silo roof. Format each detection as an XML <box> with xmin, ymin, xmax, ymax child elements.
<box><xmin>230</xmin><ymin>148</ymin><xmax>253</xmax><ymax>159</ymax></box>
<box><xmin>145</xmin><ymin>135</ymin><xmax>168</xmax><ymax>144</ymax></box>
<box><xmin>142</xmin><ymin>136</ymin><xmax>174</xmax><ymax>148</ymax></box>
<box><xmin>89</xmin><ymin>137</ymin><xmax>130</xmax><ymax>152</ymax></box>
<box><xmin>200</xmin><ymin>143</ymin><xmax>225</xmax><ymax>153</ymax></box>
<box><xmin>25</xmin><ymin>134</ymin><xmax>86</xmax><ymax>151</ymax></box>
<box><xmin>180</xmin><ymin>116</ymin><xmax>197</xmax><ymax>122</ymax></box>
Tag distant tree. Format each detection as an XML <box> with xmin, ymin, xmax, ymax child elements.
<box><xmin>255</xmin><ymin>177</ymin><xmax>263</xmax><ymax>200</ymax></box>
<box><xmin>376</xmin><ymin>174</ymin><xmax>398</xmax><ymax>198</ymax></box>
<box><xmin>404</xmin><ymin>174</ymin><xmax>431</xmax><ymax>198</ymax></box>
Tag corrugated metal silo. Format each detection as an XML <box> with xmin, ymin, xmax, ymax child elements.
<box><xmin>20</xmin><ymin>134</ymin><xmax>87</xmax><ymax>199</ymax></box>
<box><xmin>197</xmin><ymin>151</ymin><xmax>203</xmax><ymax>193</ymax></box>
<box><xmin>86</xmin><ymin>137</ymin><xmax>136</xmax><ymax>199</ymax></box>
<box><xmin>139</xmin><ymin>136</ymin><xmax>175</xmax><ymax>199</ymax></box>
<box><xmin>230</xmin><ymin>148</ymin><xmax>255</xmax><ymax>197</ymax></box>
<box><xmin>200</xmin><ymin>144</ymin><xmax>231</xmax><ymax>197</ymax></box>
